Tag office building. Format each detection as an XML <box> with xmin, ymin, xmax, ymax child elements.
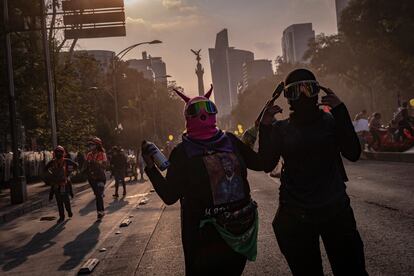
<box><xmin>74</xmin><ymin>50</ymin><xmax>115</xmax><ymax>74</ymax></box>
<box><xmin>241</xmin><ymin>59</ymin><xmax>273</xmax><ymax>92</ymax></box>
<box><xmin>127</xmin><ymin>51</ymin><xmax>167</xmax><ymax>83</ymax></box>
<box><xmin>209</xmin><ymin>29</ymin><xmax>254</xmax><ymax>116</ymax></box>
<box><xmin>281</xmin><ymin>23</ymin><xmax>315</xmax><ymax>64</ymax></box>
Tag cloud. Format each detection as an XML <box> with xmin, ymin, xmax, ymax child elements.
<box><xmin>126</xmin><ymin>17</ymin><xmax>146</xmax><ymax>25</ymax></box>
<box><xmin>162</xmin><ymin>0</ymin><xmax>182</xmax><ymax>9</ymax></box>
<box><xmin>162</xmin><ymin>0</ymin><xmax>198</xmax><ymax>13</ymax></box>
<box><xmin>126</xmin><ymin>14</ymin><xmax>203</xmax><ymax>33</ymax></box>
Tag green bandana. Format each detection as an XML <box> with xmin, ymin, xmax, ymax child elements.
<box><xmin>200</xmin><ymin>210</ymin><xmax>259</xmax><ymax>261</ymax></box>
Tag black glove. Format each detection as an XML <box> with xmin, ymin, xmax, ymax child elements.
<box><xmin>141</xmin><ymin>141</ymin><xmax>157</xmax><ymax>169</ymax></box>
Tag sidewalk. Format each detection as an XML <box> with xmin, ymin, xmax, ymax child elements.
<box><xmin>364</xmin><ymin>149</ymin><xmax>414</xmax><ymax>163</ymax></box>
<box><xmin>0</xmin><ymin>178</ymin><xmax>155</xmax><ymax>275</ymax></box>
<box><xmin>0</xmin><ymin>180</ymin><xmax>90</xmax><ymax>224</ymax></box>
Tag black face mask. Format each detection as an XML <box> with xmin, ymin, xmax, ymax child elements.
<box><xmin>55</xmin><ymin>153</ymin><xmax>64</xmax><ymax>159</ymax></box>
<box><xmin>289</xmin><ymin>94</ymin><xmax>319</xmax><ymax>124</ymax></box>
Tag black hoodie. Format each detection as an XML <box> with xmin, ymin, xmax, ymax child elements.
<box><xmin>259</xmin><ymin>103</ymin><xmax>361</xmax><ymax>209</ymax></box>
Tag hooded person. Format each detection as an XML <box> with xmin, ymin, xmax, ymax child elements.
<box><xmin>258</xmin><ymin>69</ymin><xmax>368</xmax><ymax>276</ymax></box>
<box><xmin>45</xmin><ymin>145</ymin><xmax>78</xmax><ymax>223</ymax></box>
<box><xmin>85</xmin><ymin>137</ymin><xmax>108</xmax><ymax>221</ymax></box>
<box><xmin>142</xmin><ymin>85</ymin><xmax>264</xmax><ymax>276</ymax></box>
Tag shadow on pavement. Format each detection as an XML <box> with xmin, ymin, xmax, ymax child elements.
<box><xmin>2</xmin><ymin>221</ymin><xmax>68</xmax><ymax>272</ymax></box>
<box><xmin>58</xmin><ymin>221</ymin><xmax>101</xmax><ymax>271</ymax></box>
<box><xmin>78</xmin><ymin>199</ymin><xmax>96</xmax><ymax>216</ymax></box>
<box><xmin>106</xmin><ymin>197</ymin><xmax>129</xmax><ymax>214</ymax></box>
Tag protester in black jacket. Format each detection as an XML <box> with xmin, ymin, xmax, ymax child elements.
<box><xmin>143</xmin><ymin>86</ymin><xmax>263</xmax><ymax>276</ymax></box>
<box><xmin>259</xmin><ymin>69</ymin><xmax>368</xmax><ymax>276</ymax></box>
<box><xmin>110</xmin><ymin>146</ymin><xmax>127</xmax><ymax>197</ymax></box>
<box><xmin>45</xmin><ymin>146</ymin><xmax>78</xmax><ymax>223</ymax></box>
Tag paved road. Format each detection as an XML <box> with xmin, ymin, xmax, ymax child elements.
<box><xmin>0</xmin><ymin>178</ymin><xmax>161</xmax><ymax>275</ymax></box>
<box><xmin>135</xmin><ymin>160</ymin><xmax>414</xmax><ymax>276</ymax></box>
<box><xmin>0</xmin><ymin>160</ymin><xmax>413</xmax><ymax>275</ymax></box>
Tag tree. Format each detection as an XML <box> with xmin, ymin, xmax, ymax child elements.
<box><xmin>116</xmin><ymin>63</ymin><xmax>185</xmax><ymax>148</ymax></box>
<box><xmin>231</xmin><ymin>74</ymin><xmax>290</xmax><ymax>130</ymax></box>
<box><xmin>305</xmin><ymin>0</ymin><xmax>414</xmax><ymax>119</ymax></box>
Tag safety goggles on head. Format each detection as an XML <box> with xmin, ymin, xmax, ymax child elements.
<box><xmin>185</xmin><ymin>100</ymin><xmax>218</xmax><ymax>117</ymax></box>
<box><xmin>284</xmin><ymin>80</ymin><xmax>320</xmax><ymax>101</ymax></box>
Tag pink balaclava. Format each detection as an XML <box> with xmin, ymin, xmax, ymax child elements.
<box><xmin>173</xmin><ymin>85</ymin><xmax>218</xmax><ymax>140</ymax></box>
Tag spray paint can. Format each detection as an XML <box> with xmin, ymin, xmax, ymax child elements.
<box><xmin>143</xmin><ymin>141</ymin><xmax>170</xmax><ymax>171</ymax></box>
<box><xmin>241</xmin><ymin>126</ymin><xmax>258</xmax><ymax>149</ymax></box>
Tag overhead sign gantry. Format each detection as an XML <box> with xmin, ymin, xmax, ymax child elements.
<box><xmin>62</xmin><ymin>0</ymin><xmax>126</xmax><ymax>39</ymax></box>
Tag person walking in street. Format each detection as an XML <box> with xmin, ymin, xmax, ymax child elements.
<box><xmin>142</xmin><ymin>85</ymin><xmax>263</xmax><ymax>276</ymax></box>
<box><xmin>137</xmin><ymin>150</ymin><xmax>145</xmax><ymax>182</ymax></box>
<box><xmin>368</xmin><ymin>112</ymin><xmax>382</xmax><ymax>150</ymax></box>
<box><xmin>259</xmin><ymin>69</ymin><xmax>368</xmax><ymax>276</ymax></box>
<box><xmin>45</xmin><ymin>146</ymin><xmax>78</xmax><ymax>223</ymax></box>
<box><xmin>110</xmin><ymin>146</ymin><xmax>127</xmax><ymax>197</ymax></box>
<box><xmin>85</xmin><ymin>137</ymin><xmax>107</xmax><ymax>221</ymax></box>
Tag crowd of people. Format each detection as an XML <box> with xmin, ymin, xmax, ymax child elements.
<box><xmin>352</xmin><ymin>101</ymin><xmax>414</xmax><ymax>151</ymax></box>
<box><xmin>42</xmin><ymin>138</ymin><xmax>148</xmax><ymax>222</ymax></box>
<box><xmin>6</xmin><ymin>67</ymin><xmax>411</xmax><ymax>275</ymax></box>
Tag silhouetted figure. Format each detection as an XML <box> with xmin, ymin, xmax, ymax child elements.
<box><xmin>259</xmin><ymin>69</ymin><xmax>367</xmax><ymax>276</ymax></box>
<box><xmin>110</xmin><ymin>146</ymin><xmax>127</xmax><ymax>197</ymax></box>
<box><xmin>143</xmin><ymin>86</ymin><xmax>262</xmax><ymax>276</ymax></box>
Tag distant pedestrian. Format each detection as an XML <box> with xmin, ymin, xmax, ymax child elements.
<box><xmin>110</xmin><ymin>146</ymin><xmax>127</xmax><ymax>197</ymax></box>
<box><xmin>259</xmin><ymin>69</ymin><xmax>368</xmax><ymax>276</ymax></box>
<box><xmin>368</xmin><ymin>112</ymin><xmax>382</xmax><ymax>150</ymax></box>
<box><xmin>354</xmin><ymin>109</ymin><xmax>367</xmax><ymax>121</ymax></box>
<box><xmin>85</xmin><ymin>137</ymin><xmax>107</xmax><ymax>221</ymax></box>
<box><xmin>75</xmin><ymin>151</ymin><xmax>85</xmax><ymax>171</ymax></box>
<box><xmin>45</xmin><ymin>146</ymin><xmax>78</xmax><ymax>224</ymax></box>
<box><xmin>137</xmin><ymin>150</ymin><xmax>145</xmax><ymax>181</ymax></box>
<box><xmin>143</xmin><ymin>85</ymin><xmax>263</xmax><ymax>276</ymax></box>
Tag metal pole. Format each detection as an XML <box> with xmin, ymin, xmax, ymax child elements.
<box><xmin>3</xmin><ymin>0</ymin><xmax>27</xmax><ymax>204</ymax></box>
<box><xmin>112</xmin><ymin>56</ymin><xmax>120</xmax><ymax>137</ymax></box>
<box><xmin>152</xmin><ymin>86</ymin><xmax>157</xmax><ymax>142</ymax></box>
<box><xmin>40</xmin><ymin>0</ymin><xmax>58</xmax><ymax>148</ymax></box>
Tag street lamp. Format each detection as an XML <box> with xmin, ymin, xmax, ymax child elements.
<box><xmin>116</xmin><ymin>40</ymin><xmax>162</xmax><ymax>60</ymax></box>
<box><xmin>111</xmin><ymin>40</ymin><xmax>162</xmax><ymax>135</ymax></box>
<box><xmin>154</xmin><ymin>74</ymin><xmax>172</xmax><ymax>79</ymax></box>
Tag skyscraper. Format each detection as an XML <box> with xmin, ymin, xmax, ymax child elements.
<box><xmin>335</xmin><ymin>0</ymin><xmax>350</xmax><ymax>31</ymax></box>
<box><xmin>281</xmin><ymin>23</ymin><xmax>315</xmax><ymax>64</ymax></box>
<box><xmin>241</xmin><ymin>59</ymin><xmax>274</xmax><ymax>93</ymax></box>
<box><xmin>209</xmin><ymin>29</ymin><xmax>254</xmax><ymax>116</ymax></box>
<box><xmin>127</xmin><ymin>51</ymin><xmax>167</xmax><ymax>83</ymax></box>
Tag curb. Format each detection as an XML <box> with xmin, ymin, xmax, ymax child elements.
<box><xmin>0</xmin><ymin>182</ymin><xmax>91</xmax><ymax>225</ymax></box>
<box><xmin>364</xmin><ymin>151</ymin><xmax>414</xmax><ymax>163</ymax></box>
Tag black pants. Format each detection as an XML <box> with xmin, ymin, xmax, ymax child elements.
<box><xmin>187</xmin><ymin>223</ymin><xmax>247</xmax><ymax>276</ymax></box>
<box><xmin>55</xmin><ymin>191</ymin><xmax>72</xmax><ymax>219</ymax></box>
<box><xmin>369</xmin><ymin>129</ymin><xmax>380</xmax><ymax>148</ymax></box>
<box><xmin>273</xmin><ymin>203</ymin><xmax>368</xmax><ymax>276</ymax></box>
<box><xmin>89</xmin><ymin>180</ymin><xmax>105</xmax><ymax>213</ymax></box>
<box><xmin>114</xmin><ymin>175</ymin><xmax>126</xmax><ymax>195</ymax></box>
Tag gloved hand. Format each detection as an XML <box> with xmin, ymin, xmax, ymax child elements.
<box><xmin>141</xmin><ymin>141</ymin><xmax>157</xmax><ymax>169</ymax></box>
<box><xmin>260</xmin><ymin>82</ymin><xmax>284</xmax><ymax>125</ymax></box>
<box><xmin>261</xmin><ymin>100</ymin><xmax>283</xmax><ymax>125</ymax></box>
<box><xmin>319</xmin><ymin>86</ymin><xmax>342</xmax><ymax>109</ymax></box>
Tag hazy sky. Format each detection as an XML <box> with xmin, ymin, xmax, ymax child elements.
<box><xmin>78</xmin><ymin>0</ymin><xmax>338</xmax><ymax>96</ymax></box>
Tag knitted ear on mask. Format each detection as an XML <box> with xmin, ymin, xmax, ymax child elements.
<box><xmin>173</xmin><ymin>85</ymin><xmax>218</xmax><ymax>140</ymax></box>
